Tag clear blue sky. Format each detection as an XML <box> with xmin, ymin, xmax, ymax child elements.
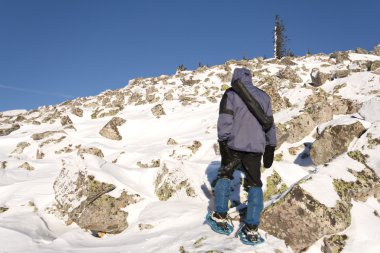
<box><xmin>1</xmin><ymin>0</ymin><xmax>379</xmax><ymax>111</ymax></box>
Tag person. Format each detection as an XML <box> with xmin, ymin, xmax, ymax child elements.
<box><xmin>206</xmin><ymin>67</ymin><xmax>277</xmax><ymax>245</ymax></box>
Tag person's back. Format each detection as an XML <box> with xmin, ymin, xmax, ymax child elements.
<box><xmin>206</xmin><ymin>67</ymin><xmax>277</xmax><ymax>245</ymax></box>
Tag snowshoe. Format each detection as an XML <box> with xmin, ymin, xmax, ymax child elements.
<box><xmin>205</xmin><ymin>211</ymin><xmax>234</xmax><ymax>235</ymax></box>
<box><xmin>235</xmin><ymin>224</ymin><xmax>264</xmax><ymax>246</ymax></box>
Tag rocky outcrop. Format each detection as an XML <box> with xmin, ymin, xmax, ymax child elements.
<box><xmin>261</xmin><ymin>185</ymin><xmax>351</xmax><ymax>253</ymax></box>
<box><xmin>304</xmin><ymin>92</ymin><xmax>333</xmax><ymax>124</ymax></box>
<box><xmin>19</xmin><ymin>162</ymin><xmax>35</xmax><ymax>171</ymax></box>
<box><xmin>0</xmin><ymin>124</ymin><xmax>20</xmax><ymax>136</ymax></box>
<box><xmin>53</xmin><ymin>158</ymin><xmax>140</xmax><ymax>234</ymax></box>
<box><xmin>77</xmin><ymin>147</ymin><xmax>104</xmax><ymax>158</ymax></box>
<box><xmin>276</xmin><ymin>113</ymin><xmax>315</xmax><ymax>145</ymax></box>
<box><xmin>332</xmin><ymin>97</ymin><xmax>360</xmax><ymax>115</ymax></box>
<box><xmin>259</xmin><ymin>76</ymin><xmax>292</xmax><ymax>112</ymax></box>
<box><xmin>373</xmin><ymin>44</ymin><xmax>380</xmax><ymax>56</ymax></box>
<box><xmin>71</xmin><ymin>107</ymin><xmax>83</xmax><ymax>117</ymax></box>
<box><xmin>330</xmin><ymin>51</ymin><xmax>350</xmax><ymax>64</ymax></box>
<box><xmin>310</xmin><ymin>121</ymin><xmax>366</xmax><ymax>165</ymax></box>
<box><xmin>355</xmin><ymin>48</ymin><xmax>368</xmax><ymax>54</ymax></box>
<box><xmin>310</xmin><ymin>68</ymin><xmax>333</xmax><ymax>86</ymax></box>
<box><xmin>99</xmin><ymin>117</ymin><xmax>126</xmax><ymax>140</ymax></box>
<box><xmin>31</xmin><ymin>131</ymin><xmax>64</xmax><ymax>141</ymax></box>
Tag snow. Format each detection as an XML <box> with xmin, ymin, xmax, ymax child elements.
<box><xmin>1</xmin><ymin>51</ymin><xmax>380</xmax><ymax>252</ymax></box>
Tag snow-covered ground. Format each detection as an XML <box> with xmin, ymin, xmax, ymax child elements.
<box><xmin>1</xmin><ymin>51</ymin><xmax>380</xmax><ymax>252</ymax></box>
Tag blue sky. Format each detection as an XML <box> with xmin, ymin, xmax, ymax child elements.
<box><xmin>0</xmin><ymin>0</ymin><xmax>379</xmax><ymax>111</ymax></box>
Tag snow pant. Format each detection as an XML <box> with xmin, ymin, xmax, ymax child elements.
<box><xmin>214</xmin><ymin>149</ymin><xmax>264</xmax><ymax>226</ymax></box>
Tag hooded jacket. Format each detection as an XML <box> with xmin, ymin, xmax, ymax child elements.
<box><xmin>217</xmin><ymin>68</ymin><xmax>277</xmax><ymax>153</ymax></box>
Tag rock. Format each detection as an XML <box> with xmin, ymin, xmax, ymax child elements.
<box><xmin>11</xmin><ymin>142</ymin><xmax>30</xmax><ymax>154</ymax></box>
<box><xmin>276</xmin><ymin>113</ymin><xmax>315</xmax><ymax>145</ymax></box>
<box><xmin>304</xmin><ymin>93</ymin><xmax>333</xmax><ymax>124</ymax></box>
<box><xmin>277</xmin><ymin>66</ymin><xmax>303</xmax><ymax>83</ymax></box>
<box><xmin>138</xmin><ymin>224</ymin><xmax>154</xmax><ymax>231</ymax></box>
<box><xmin>359</xmin><ymin>97</ymin><xmax>380</xmax><ymax>122</ymax></box>
<box><xmin>151</xmin><ymin>104</ymin><xmax>166</xmax><ymax>118</ymax></box>
<box><xmin>154</xmin><ymin>163</ymin><xmax>196</xmax><ymax>201</ymax></box>
<box><xmin>263</xmin><ymin>171</ymin><xmax>287</xmax><ymax>201</ymax></box>
<box><xmin>0</xmin><ymin>124</ymin><xmax>20</xmax><ymax>136</ymax></box>
<box><xmin>330</xmin><ymin>51</ymin><xmax>350</xmax><ymax>64</ymax></box>
<box><xmin>373</xmin><ymin>44</ymin><xmax>380</xmax><ymax>56</ymax></box>
<box><xmin>332</xmin><ymin>97</ymin><xmax>360</xmax><ymax>115</ymax></box>
<box><xmin>71</xmin><ymin>107</ymin><xmax>83</xmax><ymax>117</ymax></box>
<box><xmin>53</xmin><ymin>158</ymin><xmax>140</xmax><ymax>234</ymax></box>
<box><xmin>310</xmin><ymin>68</ymin><xmax>333</xmax><ymax>86</ymax></box>
<box><xmin>259</xmin><ymin>76</ymin><xmax>292</xmax><ymax>112</ymax></box>
<box><xmin>19</xmin><ymin>162</ymin><xmax>35</xmax><ymax>171</ymax></box>
<box><xmin>167</xmin><ymin>138</ymin><xmax>178</xmax><ymax>145</ymax></box>
<box><xmin>31</xmin><ymin>131</ymin><xmax>64</xmax><ymax>140</ymax></box>
<box><xmin>355</xmin><ymin>48</ymin><xmax>368</xmax><ymax>54</ymax></box>
<box><xmin>188</xmin><ymin>140</ymin><xmax>202</xmax><ymax>154</ymax></box>
<box><xmin>279</xmin><ymin>57</ymin><xmax>297</xmax><ymax>66</ymax></box>
<box><xmin>334</xmin><ymin>69</ymin><xmax>350</xmax><ymax>79</ymax></box>
<box><xmin>261</xmin><ymin>185</ymin><xmax>351</xmax><ymax>253</ymax></box>
<box><xmin>146</xmin><ymin>86</ymin><xmax>159</xmax><ymax>103</ymax></box>
<box><xmin>321</xmin><ymin>234</ymin><xmax>348</xmax><ymax>253</ymax></box>
<box><xmin>310</xmin><ymin>121</ymin><xmax>366</xmax><ymax>165</ymax></box>
<box><xmin>78</xmin><ymin>147</ymin><xmax>104</xmax><ymax>158</ymax></box>
<box><xmin>0</xmin><ymin>161</ymin><xmax>7</xmax><ymax>169</ymax></box>
<box><xmin>61</xmin><ymin>115</ymin><xmax>73</xmax><ymax>126</ymax></box>
<box><xmin>99</xmin><ymin>117</ymin><xmax>126</xmax><ymax>140</ymax></box>
<box><xmin>137</xmin><ymin>159</ymin><xmax>160</xmax><ymax>168</ymax></box>
<box><xmin>370</xmin><ymin>61</ymin><xmax>380</xmax><ymax>71</ymax></box>
<box><xmin>36</xmin><ymin>149</ymin><xmax>45</xmax><ymax>159</ymax></box>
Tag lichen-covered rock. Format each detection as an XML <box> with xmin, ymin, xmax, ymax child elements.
<box><xmin>321</xmin><ymin>234</ymin><xmax>348</xmax><ymax>253</ymax></box>
<box><xmin>154</xmin><ymin>163</ymin><xmax>196</xmax><ymax>201</ymax></box>
<box><xmin>99</xmin><ymin>117</ymin><xmax>126</xmax><ymax>140</ymax></box>
<box><xmin>261</xmin><ymin>185</ymin><xmax>351</xmax><ymax>253</ymax></box>
<box><xmin>259</xmin><ymin>76</ymin><xmax>292</xmax><ymax>112</ymax></box>
<box><xmin>310</xmin><ymin>121</ymin><xmax>366</xmax><ymax>165</ymax></box>
<box><xmin>53</xmin><ymin>158</ymin><xmax>140</xmax><ymax>234</ymax></box>
<box><xmin>151</xmin><ymin>104</ymin><xmax>166</xmax><ymax>118</ymax></box>
<box><xmin>310</xmin><ymin>68</ymin><xmax>333</xmax><ymax>86</ymax></box>
<box><xmin>277</xmin><ymin>66</ymin><xmax>302</xmax><ymax>83</ymax></box>
<box><xmin>304</xmin><ymin>93</ymin><xmax>333</xmax><ymax>124</ymax></box>
<box><xmin>276</xmin><ymin>113</ymin><xmax>315</xmax><ymax>145</ymax></box>
<box><xmin>263</xmin><ymin>171</ymin><xmax>287</xmax><ymax>201</ymax></box>
<box><xmin>332</xmin><ymin>96</ymin><xmax>360</xmax><ymax>115</ymax></box>
<box><xmin>0</xmin><ymin>124</ymin><xmax>20</xmax><ymax>136</ymax></box>
<box><xmin>11</xmin><ymin>142</ymin><xmax>30</xmax><ymax>154</ymax></box>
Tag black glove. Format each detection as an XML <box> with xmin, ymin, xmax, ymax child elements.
<box><xmin>218</xmin><ymin>140</ymin><xmax>232</xmax><ymax>165</ymax></box>
<box><xmin>263</xmin><ymin>145</ymin><xmax>275</xmax><ymax>168</ymax></box>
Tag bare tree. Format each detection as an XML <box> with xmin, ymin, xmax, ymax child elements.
<box><xmin>273</xmin><ymin>15</ymin><xmax>288</xmax><ymax>59</ymax></box>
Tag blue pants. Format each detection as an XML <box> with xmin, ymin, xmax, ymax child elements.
<box><xmin>214</xmin><ymin>178</ymin><xmax>263</xmax><ymax>226</ymax></box>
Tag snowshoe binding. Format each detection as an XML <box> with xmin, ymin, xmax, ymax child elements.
<box><xmin>205</xmin><ymin>211</ymin><xmax>234</xmax><ymax>235</ymax></box>
<box><xmin>235</xmin><ymin>224</ymin><xmax>264</xmax><ymax>246</ymax></box>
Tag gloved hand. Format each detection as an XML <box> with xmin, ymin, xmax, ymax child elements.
<box><xmin>218</xmin><ymin>140</ymin><xmax>233</xmax><ymax>166</ymax></box>
<box><xmin>263</xmin><ymin>145</ymin><xmax>276</xmax><ymax>168</ymax></box>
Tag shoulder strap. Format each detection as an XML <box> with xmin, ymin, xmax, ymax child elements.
<box><xmin>231</xmin><ymin>79</ymin><xmax>273</xmax><ymax>131</ymax></box>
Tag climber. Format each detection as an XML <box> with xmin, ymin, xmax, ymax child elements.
<box><xmin>206</xmin><ymin>67</ymin><xmax>277</xmax><ymax>245</ymax></box>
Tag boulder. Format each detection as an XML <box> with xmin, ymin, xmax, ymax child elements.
<box><xmin>276</xmin><ymin>113</ymin><xmax>316</xmax><ymax>145</ymax></box>
<box><xmin>359</xmin><ymin>97</ymin><xmax>380</xmax><ymax>122</ymax></box>
<box><xmin>31</xmin><ymin>131</ymin><xmax>64</xmax><ymax>141</ymax></box>
<box><xmin>99</xmin><ymin>117</ymin><xmax>126</xmax><ymax>140</ymax></box>
<box><xmin>370</xmin><ymin>61</ymin><xmax>380</xmax><ymax>71</ymax></box>
<box><xmin>355</xmin><ymin>48</ymin><xmax>368</xmax><ymax>54</ymax></box>
<box><xmin>373</xmin><ymin>44</ymin><xmax>380</xmax><ymax>56</ymax></box>
<box><xmin>11</xmin><ymin>142</ymin><xmax>30</xmax><ymax>154</ymax></box>
<box><xmin>53</xmin><ymin>158</ymin><xmax>140</xmax><ymax>234</ymax></box>
<box><xmin>321</xmin><ymin>234</ymin><xmax>348</xmax><ymax>253</ymax></box>
<box><xmin>310</xmin><ymin>68</ymin><xmax>333</xmax><ymax>86</ymax></box>
<box><xmin>277</xmin><ymin>66</ymin><xmax>303</xmax><ymax>83</ymax></box>
<box><xmin>261</xmin><ymin>185</ymin><xmax>351</xmax><ymax>253</ymax></box>
<box><xmin>330</xmin><ymin>51</ymin><xmax>350</xmax><ymax>64</ymax></box>
<box><xmin>19</xmin><ymin>162</ymin><xmax>35</xmax><ymax>171</ymax></box>
<box><xmin>304</xmin><ymin>93</ymin><xmax>333</xmax><ymax>124</ymax></box>
<box><xmin>332</xmin><ymin>97</ymin><xmax>360</xmax><ymax>115</ymax></box>
<box><xmin>71</xmin><ymin>107</ymin><xmax>83</xmax><ymax>117</ymax></box>
<box><xmin>151</xmin><ymin>104</ymin><xmax>166</xmax><ymax>118</ymax></box>
<box><xmin>310</xmin><ymin>121</ymin><xmax>366</xmax><ymax>165</ymax></box>
<box><xmin>0</xmin><ymin>124</ymin><xmax>20</xmax><ymax>136</ymax></box>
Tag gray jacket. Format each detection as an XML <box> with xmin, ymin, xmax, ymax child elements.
<box><xmin>217</xmin><ymin>68</ymin><xmax>277</xmax><ymax>153</ymax></box>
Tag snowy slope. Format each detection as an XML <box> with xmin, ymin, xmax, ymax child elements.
<box><xmin>1</xmin><ymin>49</ymin><xmax>380</xmax><ymax>253</ymax></box>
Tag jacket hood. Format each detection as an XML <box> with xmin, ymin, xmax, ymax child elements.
<box><xmin>231</xmin><ymin>68</ymin><xmax>254</xmax><ymax>87</ymax></box>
